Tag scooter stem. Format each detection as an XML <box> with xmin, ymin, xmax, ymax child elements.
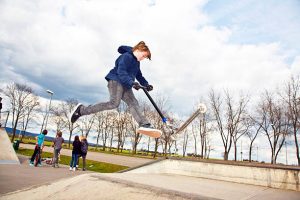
<box><xmin>141</xmin><ymin>86</ymin><xmax>167</xmax><ymax>123</ymax></box>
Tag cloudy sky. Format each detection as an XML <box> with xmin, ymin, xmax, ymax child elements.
<box><xmin>1</xmin><ymin>0</ymin><xmax>300</xmax><ymax>115</ymax></box>
<box><xmin>1</xmin><ymin>0</ymin><xmax>300</xmax><ymax>162</ymax></box>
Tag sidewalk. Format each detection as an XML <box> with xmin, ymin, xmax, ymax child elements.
<box><xmin>20</xmin><ymin>143</ymin><xmax>152</xmax><ymax>167</ymax></box>
<box><xmin>0</xmin><ymin>155</ymin><xmax>89</xmax><ymax>195</ymax></box>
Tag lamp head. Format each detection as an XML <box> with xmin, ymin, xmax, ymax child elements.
<box><xmin>46</xmin><ymin>90</ymin><xmax>54</xmax><ymax>95</ymax></box>
<box><xmin>198</xmin><ymin>103</ymin><xmax>207</xmax><ymax>114</ymax></box>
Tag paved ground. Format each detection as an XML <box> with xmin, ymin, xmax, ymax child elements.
<box><xmin>0</xmin><ymin>155</ymin><xmax>90</xmax><ymax>195</ymax></box>
<box><xmin>20</xmin><ymin>143</ymin><xmax>152</xmax><ymax>167</ymax></box>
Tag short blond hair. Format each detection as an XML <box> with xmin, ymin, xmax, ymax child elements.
<box><xmin>132</xmin><ymin>41</ymin><xmax>151</xmax><ymax>60</ymax></box>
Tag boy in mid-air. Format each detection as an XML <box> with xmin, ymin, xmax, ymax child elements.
<box><xmin>70</xmin><ymin>41</ymin><xmax>159</xmax><ymax>135</ymax></box>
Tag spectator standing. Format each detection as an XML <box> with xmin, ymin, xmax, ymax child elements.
<box><xmin>52</xmin><ymin>131</ymin><xmax>64</xmax><ymax>168</ymax></box>
<box><xmin>80</xmin><ymin>136</ymin><xmax>89</xmax><ymax>171</ymax></box>
<box><xmin>69</xmin><ymin>135</ymin><xmax>81</xmax><ymax>171</ymax></box>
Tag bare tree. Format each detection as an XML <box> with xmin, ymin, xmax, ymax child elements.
<box><xmin>191</xmin><ymin>123</ymin><xmax>198</xmax><ymax>156</ymax></box>
<box><xmin>197</xmin><ymin>112</ymin><xmax>212</xmax><ymax>159</ymax></box>
<box><xmin>150</xmin><ymin>94</ymin><xmax>172</xmax><ymax>157</ymax></box>
<box><xmin>115</xmin><ymin>102</ymin><xmax>130</xmax><ymax>153</ymax></box>
<box><xmin>79</xmin><ymin>114</ymin><xmax>96</xmax><ymax>138</ymax></box>
<box><xmin>209</xmin><ymin>89</ymin><xmax>232</xmax><ymax>160</ymax></box>
<box><xmin>282</xmin><ymin>75</ymin><xmax>300</xmax><ymax>165</ymax></box>
<box><xmin>94</xmin><ymin>111</ymin><xmax>117</xmax><ymax>151</ymax></box>
<box><xmin>4</xmin><ymin>83</ymin><xmax>34</xmax><ymax>142</ymax></box>
<box><xmin>60</xmin><ymin>98</ymin><xmax>79</xmax><ymax>148</ymax></box>
<box><xmin>19</xmin><ymin>94</ymin><xmax>39</xmax><ymax>141</ymax></box>
<box><xmin>224</xmin><ymin>91</ymin><xmax>249</xmax><ymax>161</ymax></box>
<box><xmin>209</xmin><ymin>89</ymin><xmax>249</xmax><ymax>161</ymax></box>
<box><xmin>94</xmin><ymin>112</ymin><xmax>105</xmax><ymax>150</ymax></box>
<box><xmin>245</xmin><ymin>115</ymin><xmax>263</xmax><ymax>162</ymax></box>
<box><xmin>258</xmin><ymin>91</ymin><xmax>291</xmax><ymax>164</ymax></box>
<box><xmin>51</xmin><ymin>105</ymin><xmax>66</xmax><ymax>133</ymax></box>
<box><xmin>128</xmin><ymin>115</ymin><xmax>142</xmax><ymax>154</ymax></box>
<box><xmin>109</xmin><ymin>120</ymin><xmax>116</xmax><ymax>151</ymax></box>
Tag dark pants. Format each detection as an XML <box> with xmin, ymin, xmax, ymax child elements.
<box><xmin>30</xmin><ymin>145</ymin><xmax>41</xmax><ymax>164</ymax></box>
<box><xmin>80</xmin><ymin>80</ymin><xmax>148</xmax><ymax>126</ymax></box>
<box><xmin>82</xmin><ymin>153</ymin><xmax>87</xmax><ymax>170</ymax></box>
<box><xmin>76</xmin><ymin>153</ymin><xmax>87</xmax><ymax>170</ymax></box>
<box><xmin>53</xmin><ymin>148</ymin><xmax>61</xmax><ymax>166</ymax></box>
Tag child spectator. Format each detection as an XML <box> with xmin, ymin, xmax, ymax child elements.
<box><xmin>52</xmin><ymin>131</ymin><xmax>64</xmax><ymax>168</ymax></box>
<box><xmin>69</xmin><ymin>135</ymin><xmax>81</xmax><ymax>171</ymax></box>
<box><xmin>29</xmin><ymin>129</ymin><xmax>48</xmax><ymax>166</ymax></box>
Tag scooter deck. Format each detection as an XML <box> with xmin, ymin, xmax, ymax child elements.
<box><xmin>137</xmin><ymin>128</ymin><xmax>162</xmax><ymax>138</ymax></box>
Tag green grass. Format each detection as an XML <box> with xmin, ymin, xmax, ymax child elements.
<box><xmin>17</xmin><ymin>136</ymin><xmax>159</xmax><ymax>159</ymax></box>
<box><xmin>16</xmin><ymin>148</ymin><xmax>129</xmax><ymax>173</ymax></box>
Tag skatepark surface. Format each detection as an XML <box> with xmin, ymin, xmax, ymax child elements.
<box><xmin>1</xmin><ymin>168</ymin><xmax>299</xmax><ymax>200</ymax></box>
<box><xmin>1</xmin><ymin>128</ymin><xmax>299</xmax><ymax>199</ymax></box>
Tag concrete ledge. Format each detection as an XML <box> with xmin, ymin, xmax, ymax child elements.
<box><xmin>0</xmin><ymin>128</ymin><xmax>20</xmax><ymax>165</ymax></box>
<box><xmin>126</xmin><ymin>157</ymin><xmax>300</xmax><ymax>191</ymax></box>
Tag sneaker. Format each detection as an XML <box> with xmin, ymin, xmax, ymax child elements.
<box><xmin>138</xmin><ymin>123</ymin><xmax>162</xmax><ymax>138</ymax></box>
<box><xmin>29</xmin><ymin>161</ymin><xmax>34</xmax><ymax>166</ymax></box>
<box><xmin>70</xmin><ymin>103</ymin><xmax>82</xmax><ymax>123</ymax></box>
<box><xmin>73</xmin><ymin>167</ymin><xmax>76</xmax><ymax>171</ymax></box>
<box><xmin>69</xmin><ymin>167</ymin><xmax>73</xmax><ymax>171</ymax></box>
<box><xmin>38</xmin><ymin>163</ymin><xmax>42</xmax><ymax>167</ymax></box>
<box><xmin>139</xmin><ymin>123</ymin><xmax>155</xmax><ymax>130</ymax></box>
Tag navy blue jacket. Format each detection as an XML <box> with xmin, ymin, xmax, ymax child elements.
<box><xmin>105</xmin><ymin>46</ymin><xmax>149</xmax><ymax>89</ymax></box>
<box><xmin>72</xmin><ymin>140</ymin><xmax>81</xmax><ymax>154</ymax></box>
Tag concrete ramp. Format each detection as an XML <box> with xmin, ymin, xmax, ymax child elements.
<box><xmin>1</xmin><ymin>172</ymin><xmax>299</xmax><ymax>200</ymax></box>
<box><xmin>0</xmin><ymin>128</ymin><xmax>19</xmax><ymax>164</ymax></box>
<box><xmin>125</xmin><ymin>157</ymin><xmax>300</xmax><ymax>192</ymax></box>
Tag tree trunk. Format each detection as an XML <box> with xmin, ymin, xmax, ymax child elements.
<box><xmin>224</xmin><ymin>150</ymin><xmax>229</xmax><ymax>160</ymax></box>
<box><xmin>11</xmin><ymin>113</ymin><xmax>20</xmax><ymax>142</ymax></box>
<box><xmin>153</xmin><ymin>138</ymin><xmax>159</xmax><ymax>158</ymax></box>
<box><xmin>249</xmin><ymin>140</ymin><xmax>254</xmax><ymax>162</ymax></box>
<box><xmin>234</xmin><ymin>141</ymin><xmax>237</xmax><ymax>161</ymax></box>
<box><xmin>68</xmin><ymin>130</ymin><xmax>73</xmax><ymax>148</ymax></box>
<box><xmin>96</xmin><ymin>132</ymin><xmax>100</xmax><ymax>150</ymax></box>
<box><xmin>293</xmin><ymin>129</ymin><xmax>300</xmax><ymax>165</ymax></box>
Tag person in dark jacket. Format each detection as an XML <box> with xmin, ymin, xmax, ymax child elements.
<box><xmin>69</xmin><ymin>135</ymin><xmax>81</xmax><ymax>171</ymax></box>
<box><xmin>80</xmin><ymin>136</ymin><xmax>89</xmax><ymax>171</ymax></box>
<box><xmin>70</xmin><ymin>41</ymin><xmax>156</xmax><ymax>132</ymax></box>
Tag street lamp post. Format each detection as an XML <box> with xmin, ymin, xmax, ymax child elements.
<box><xmin>41</xmin><ymin>90</ymin><xmax>54</xmax><ymax>132</ymax></box>
<box><xmin>44</xmin><ymin>89</ymin><xmax>54</xmax><ymax>130</ymax></box>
